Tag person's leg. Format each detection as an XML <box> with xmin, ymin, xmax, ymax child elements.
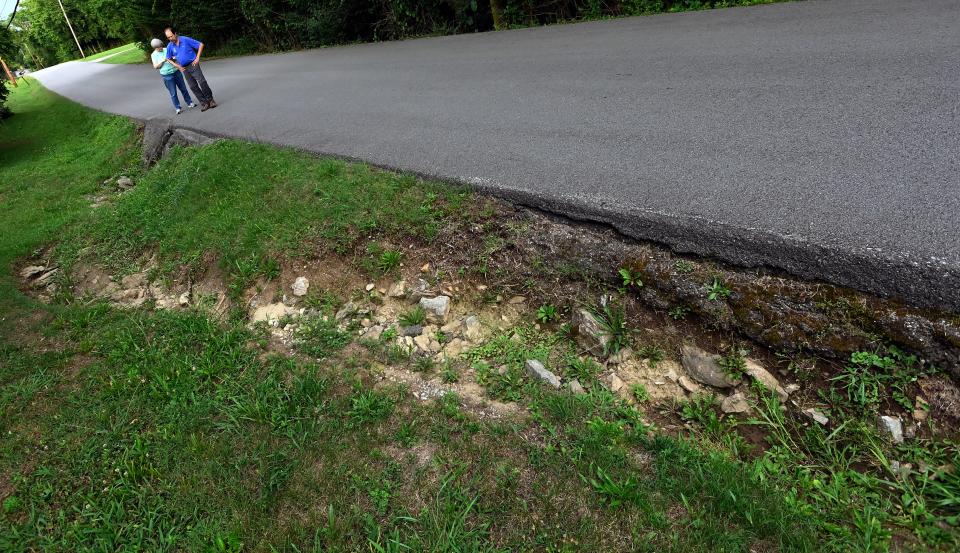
<box><xmin>181</xmin><ymin>67</ymin><xmax>208</xmax><ymax>108</ymax></box>
<box><xmin>172</xmin><ymin>71</ymin><xmax>194</xmax><ymax>107</ymax></box>
<box><xmin>162</xmin><ymin>75</ymin><xmax>181</xmax><ymax>110</ymax></box>
<box><xmin>186</xmin><ymin>64</ymin><xmax>214</xmax><ymax>105</ymax></box>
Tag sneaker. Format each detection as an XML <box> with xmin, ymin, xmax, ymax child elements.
<box><xmin>208</xmin><ymin>100</ymin><xmax>218</xmax><ymax>109</ymax></box>
<box><xmin>175</xmin><ymin>108</ymin><xmax>182</xmax><ymax>115</ymax></box>
<box><xmin>187</xmin><ymin>102</ymin><xmax>196</xmax><ymax>108</ymax></box>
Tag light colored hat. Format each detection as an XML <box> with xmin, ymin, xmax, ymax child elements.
<box><xmin>150</xmin><ymin>38</ymin><xmax>164</xmax><ymax>48</ymax></box>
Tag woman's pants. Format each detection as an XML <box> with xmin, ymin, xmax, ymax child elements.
<box><xmin>162</xmin><ymin>71</ymin><xmax>193</xmax><ymax>110</ymax></box>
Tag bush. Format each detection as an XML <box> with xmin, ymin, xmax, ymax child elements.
<box><xmin>0</xmin><ymin>82</ymin><xmax>12</xmax><ymax>120</ymax></box>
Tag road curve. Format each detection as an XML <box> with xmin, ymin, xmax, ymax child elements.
<box><xmin>32</xmin><ymin>0</ymin><xmax>960</xmax><ymax>310</ymax></box>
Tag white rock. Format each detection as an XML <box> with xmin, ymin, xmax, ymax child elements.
<box><xmin>878</xmin><ymin>415</ymin><xmax>904</xmax><ymax>444</ymax></box>
<box><xmin>525</xmin><ymin>359</ymin><xmax>560</xmax><ymax>388</ymax></box>
<box><xmin>365</xmin><ymin>283</ymin><xmax>375</xmax><ymax>292</ymax></box>
<box><xmin>20</xmin><ymin>265</ymin><xmax>47</xmax><ymax>280</ymax></box>
<box><xmin>178</xmin><ymin>291</ymin><xmax>190</xmax><ymax>306</ymax></box>
<box><xmin>251</xmin><ymin>302</ymin><xmax>297</xmax><ymax>323</ymax></box>
<box><xmin>569</xmin><ymin>379</ymin><xmax>587</xmax><ymax>395</ymax></box>
<box><xmin>744</xmin><ymin>359</ymin><xmax>788</xmax><ymax>400</ymax></box>
<box><xmin>802</xmin><ymin>408</ymin><xmax>829</xmax><ymax>426</ymax></box>
<box><xmin>604</xmin><ymin>373</ymin><xmax>626</xmax><ymax>394</ymax></box>
<box><xmin>419</xmin><ymin>296</ymin><xmax>451</xmax><ymax>322</ymax></box>
<box><xmin>463</xmin><ymin>316</ymin><xmax>483</xmax><ymax>342</ymax></box>
<box><xmin>292</xmin><ymin>276</ymin><xmax>309</xmax><ymax>297</ymax></box>
<box><xmin>387</xmin><ymin>280</ymin><xmax>408</xmax><ymax>298</ymax></box>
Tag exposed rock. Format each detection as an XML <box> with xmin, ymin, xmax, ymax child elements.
<box><xmin>603</xmin><ymin>372</ymin><xmax>626</xmax><ymax>394</ymax></box>
<box><xmin>443</xmin><ymin>338</ymin><xmax>470</xmax><ymax>358</ymax></box>
<box><xmin>571</xmin><ymin>309</ymin><xmax>612</xmax><ymax>357</ymax></box>
<box><xmin>292</xmin><ymin>276</ymin><xmax>309</xmax><ymax>297</ymax></box>
<box><xmin>526</xmin><ymin>359</ymin><xmax>560</xmax><ymax>388</ymax></box>
<box><xmin>401</xmin><ymin>325</ymin><xmax>423</xmax><ymax>337</ymax></box>
<box><xmin>441</xmin><ymin>319</ymin><xmax>463</xmax><ymax>335</ymax></box>
<box><xmin>681</xmin><ymin>345</ymin><xmax>737</xmax><ymax>389</ymax></box>
<box><xmin>802</xmin><ymin>408</ymin><xmax>829</xmax><ymax>426</ymax></box>
<box><xmin>507</xmin><ymin>296</ymin><xmax>526</xmax><ymax>305</ymax></box>
<box><xmin>360</xmin><ymin>318</ymin><xmax>372</xmax><ymax>328</ymax></box>
<box><xmin>178</xmin><ymin>291</ymin><xmax>191</xmax><ymax>306</ymax></box>
<box><xmin>569</xmin><ymin>379</ymin><xmax>587</xmax><ymax>395</ymax></box>
<box><xmin>387</xmin><ymin>280</ymin><xmax>408</xmax><ymax>298</ymax></box>
<box><xmin>420</xmin><ymin>263</ymin><xmax>431</xmax><ymax>273</ymax></box>
<box><xmin>116</xmin><ymin>176</ymin><xmax>133</xmax><ymax>190</ymax></box>
<box><xmin>904</xmin><ymin>424</ymin><xmax>918</xmax><ymax>440</ymax></box>
<box><xmin>335</xmin><ymin>301</ymin><xmax>358</xmax><ymax>321</ymax></box>
<box><xmin>414</xmin><ymin>334</ymin><xmax>433</xmax><ymax>352</ymax></box>
<box><xmin>408</xmin><ymin>279</ymin><xmax>432</xmax><ymax>304</ymax></box>
<box><xmin>678</xmin><ymin>376</ymin><xmax>703</xmax><ymax>394</ymax></box>
<box><xmin>252</xmin><ymin>302</ymin><xmax>296</xmax><ymax>324</ymax></box>
<box><xmin>744</xmin><ymin>359</ymin><xmax>788</xmax><ymax>400</ymax></box>
<box><xmin>463</xmin><ymin>316</ymin><xmax>483</xmax><ymax>342</ymax></box>
<box><xmin>878</xmin><ymin>415</ymin><xmax>905</xmax><ymax>444</ymax></box>
<box><xmin>362</xmin><ymin>325</ymin><xmax>384</xmax><ymax>341</ymax></box>
<box><xmin>918</xmin><ymin>376</ymin><xmax>960</xmax><ymax>426</ymax></box>
<box><xmin>20</xmin><ymin>265</ymin><xmax>47</xmax><ymax>280</ymax></box>
<box><xmin>365</xmin><ymin>283</ymin><xmax>375</xmax><ymax>292</ymax></box>
<box><xmin>662</xmin><ymin>360</ymin><xmax>681</xmax><ymax>382</ymax></box>
<box><xmin>419</xmin><ymin>296</ymin><xmax>451</xmax><ymax>323</ymax></box>
<box><xmin>721</xmin><ymin>392</ymin><xmax>750</xmax><ymax>414</ymax></box>
<box><xmin>913</xmin><ymin>397</ymin><xmax>929</xmax><ymax>422</ymax></box>
<box><xmin>784</xmin><ymin>383</ymin><xmax>801</xmax><ymax>396</ymax></box>
<box><xmin>608</xmin><ymin>347</ymin><xmax>634</xmax><ymax>366</ymax></box>
<box><xmin>33</xmin><ymin>269</ymin><xmax>60</xmax><ymax>287</ymax></box>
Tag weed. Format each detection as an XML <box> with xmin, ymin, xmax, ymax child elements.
<box><xmin>398</xmin><ymin>306</ymin><xmax>427</xmax><ymax>327</ymax></box>
<box><xmin>636</xmin><ymin>344</ymin><xmax>666</xmax><ymax>367</ymax></box>
<box><xmin>585</xmin><ymin>464</ymin><xmax>643</xmax><ymax>508</ymax></box>
<box><xmin>631</xmin><ymin>384</ymin><xmax>650</xmax><ymax>403</ymax></box>
<box><xmin>295</xmin><ymin>315</ymin><xmax>352</xmax><ymax>359</ymax></box>
<box><xmin>348</xmin><ymin>390</ymin><xmax>395</xmax><ymax>425</ymax></box>
<box><xmin>618</xmin><ymin>267</ymin><xmax>643</xmax><ymax>288</ymax></box>
<box><xmin>536</xmin><ymin>304</ymin><xmax>558</xmax><ymax>324</ymax></box>
<box><xmin>674</xmin><ymin>259</ymin><xmax>695</xmax><ymax>273</ymax></box>
<box><xmin>377</xmin><ymin>250</ymin><xmax>403</xmax><ymax>274</ymax></box>
<box><xmin>717</xmin><ymin>347</ymin><xmax>747</xmax><ymax>380</ymax></box>
<box><xmin>593</xmin><ymin>304</ymin><xmax>630</xmax><ymax>355</ymax></box>
<box><xmin>706</xmin><ymin>278</ymin><xmax>732</xmax><ymax>301</ymax></box>
<box><xmin>412</xmin><ymin>356</ymin><xmax>435</xmax><ymax>373</ymax></box>
<box><xmin>567</xmin><ymin>356</ymin><xmax>602</xmax><ymax>383</ymax></box>
<box><xmin>440</xmin><ymin>364</ymin><xmax>459</xmax><ymax>383</ymax></box>
<box><xmin>668</xmin><ymin>305</ymin><xmax>690</xmax><ymax>320</ymax></box>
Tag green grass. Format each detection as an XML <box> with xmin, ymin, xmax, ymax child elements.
<box><xmin>1</xmin><ymin>82</ymin><xmax>958</xmax><ymax>552</ymax></box>
<box><xmin>81</xmin><ymin>43</ymin><xmax>142</xmax><ymax>63</ymax></box>
<box><xmin>98</xmin><ymin>47</ymin><xmax>148</xmax><ymax>65</ymax></box>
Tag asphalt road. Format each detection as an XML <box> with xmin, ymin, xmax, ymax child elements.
<box><xmin>32</xmin><ymin>0</ymin><xmax>960</xmax><ymax>310</ymax></box>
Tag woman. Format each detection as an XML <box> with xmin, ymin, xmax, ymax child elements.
<box><xmin>150</xmin><ymin>38</ymin><xmax>194</xmax><ymax>114</ymax></box>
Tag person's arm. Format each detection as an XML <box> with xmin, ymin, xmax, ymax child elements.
<box><xmin>191</xmin><ymin>42</ymin><xmax>204</xmax><ymax>66</ymax></box>
<box><xmin>152</xmin><ymin>55</ymin><xmax>165</xmax><ymax>70</ymax></box>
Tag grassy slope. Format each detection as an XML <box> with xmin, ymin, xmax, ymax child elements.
<box><xmin>81</xmin><ymin>43</ymin><xmax>140</xmax><ymax>63</ymax></box>
<box><xmin>0</xmin><ymin>83</ymin><xmax>957</xmax><ymax>552</ymax></box>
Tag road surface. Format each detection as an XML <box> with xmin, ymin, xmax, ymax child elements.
<box><xmin>32</xmin><ymin>0</ymin><xmax>960</xmax><ymax>310</ymax></box>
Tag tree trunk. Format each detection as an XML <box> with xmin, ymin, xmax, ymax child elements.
<box><xmin>490</xmin><ymin>0</ymin><xmax>505</xmax><ymax>30</ymax></box>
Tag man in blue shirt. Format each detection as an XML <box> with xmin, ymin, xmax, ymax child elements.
<box><xmin>164</xmin><ymin>27</ymin><xmax>217</xmax><ymax>111</ymax></box>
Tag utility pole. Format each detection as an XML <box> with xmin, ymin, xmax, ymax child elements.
<box><xmin>0</xmin><ymin>57</ymin><xmax>16</xmax><ymax>87</ymax></box>
<box><xmin>56</xmin><ymin>0</ymin><xmax>84</xmax><ymax>58</ymax></box>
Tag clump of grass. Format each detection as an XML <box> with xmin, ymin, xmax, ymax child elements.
<box><xmin>717</xmin><ymin>347</ymin><xmax>747</xmax><ymax>380</ymax></box>
<box><xmin>399</xmin><ymin>306</ymin><xmax>427</xmax><ymax>327</ymax></box>
<box><xmin>567</xmin><ymin>356</ymin><xmax>602</xmax><ymax>383</ymax></box>
<box><xmin>536</xmin><ymin>304</ymin><xmax>558</xmax><ymax>323</ymax></box>
<box><xmin>593</xmin><ymin>304</ymin><xmax>629</xmax><ymax>355</ymax></box>
<box><xmin>377</xmin><ymin>249</ymin><xmax>403</xmax><ymax>274</ymax></box>
<box><xmin>636</xmin><ymin>344</ymin><xmax>666</xmax><ymax>367</ymax></box>
<box><xmin>412</xmin><ymin>355</ymin><xmax>435</xmax><ymax>373</ymax></box>
<box><xmin>294</xmin><ymin>315</ymin><xmax>352</xmax><ymax>359</ymax></box>
<box><xmin>348</xmin><ymin>389</ymin><xmax>394</xmax><ymax>425</ymax></box>
<box><xmin>706</xmin><ymin>278</ymin><xmax>732</xmax><ymax>301</ymax></box>
<box><xmin>631</xmin><ymin>384</ymin><xmax>650</xmax><ymax>403</ymax></box>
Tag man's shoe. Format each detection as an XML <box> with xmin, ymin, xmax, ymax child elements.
<box><xmin>200</xmin><ymin>103</ymin><xmax>209</xmax><ymax>112</ymax></box>
<box><xmin>208</xmin><ymin>100</ymin><xmax>218</xmax><ymax>108</ymax></box>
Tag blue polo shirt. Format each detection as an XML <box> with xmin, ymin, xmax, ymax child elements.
<box><xmin>166</xmin><ymin>36</ymin><xmax>202</xmax><ymax>66</ymax></box>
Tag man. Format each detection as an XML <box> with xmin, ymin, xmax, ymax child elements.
<box><xmin>164</xmin><ymin>27</ymin><xmax>216</xmax><ymax>111</ymax></box>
